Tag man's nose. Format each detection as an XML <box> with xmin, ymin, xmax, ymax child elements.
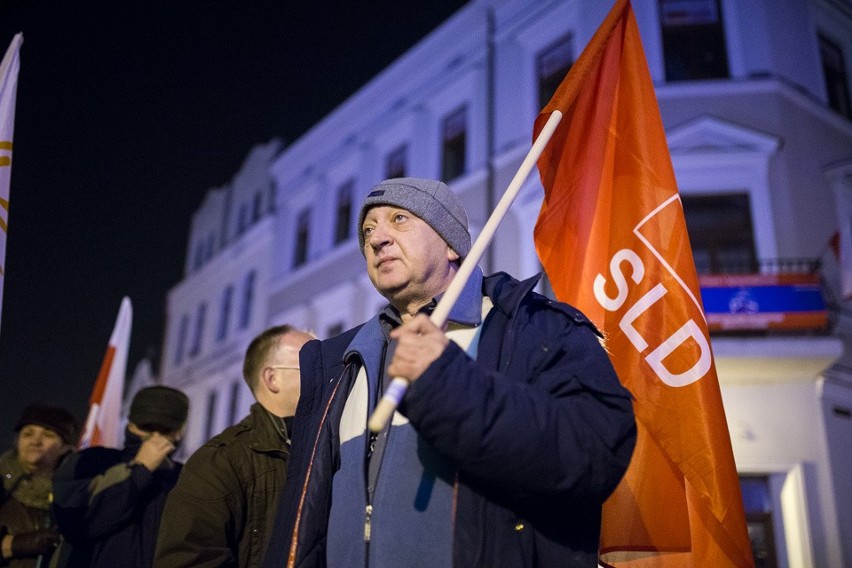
<box><xmin>368</xmin><ymin>224</ymin><xmax>392</xmax><ymax>248</ymax></box>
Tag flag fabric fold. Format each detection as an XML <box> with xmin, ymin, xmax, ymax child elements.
<box><xmin>533</xmin><ymin>1</ymin><xmax>752</xmax><ymax>566</ymax></box>
<box><xmin>79</xmin><ymin>297</ymin><xmax>133</xmax><ymax>449</ymax></box>
<box><xmin>0</xmin><ymin>33</ymin><xmax>23</xmax><ymax>332</ymax></box>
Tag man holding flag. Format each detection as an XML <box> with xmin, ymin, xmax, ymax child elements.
<box><xmin>267</xmin><ymin>0</ymin><xmax>752</xmax><ymax>565</ymax></box>
<box><xmin>263</xmin><ymin>177</ymin><xmax>636</xmax><ymax>568</ymax></box>
<box><xmin>534</xmin><ymin>0</ymin><xmax>752</xmax><ymax>565</ymax></box>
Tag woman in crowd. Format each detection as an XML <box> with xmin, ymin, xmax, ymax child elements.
<box><xmin>0</xmin><ymin>403</ymin><xmax>78</xmax><ymax>568</ymax></box>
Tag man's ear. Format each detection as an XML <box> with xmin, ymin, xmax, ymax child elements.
<box><xmin>260</xmin><ymin>367</ymin><xmax>280</xmax><ymax>394</ymax></box>
<box><xmin>447</xmin><ymin>247</ymin><xmax>460</xmax><ymax>262</ymax></box>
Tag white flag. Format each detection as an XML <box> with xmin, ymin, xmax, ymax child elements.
<box><xmin>0</xmin><ymin>33</ymin><xmax>23</xmax><ymax>333</ymax></box>
<box><xmin>79</xmin><ymin>297</ymin><xmax>133</xmax><ymax>449</ymax></box>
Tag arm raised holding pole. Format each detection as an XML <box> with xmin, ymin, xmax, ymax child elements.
<box><xmin>367</xmin><ymin>110</ymin><xmax>563</xmax><ymax>433</ymax></box>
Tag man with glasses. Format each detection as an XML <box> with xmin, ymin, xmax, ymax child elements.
<box><xmin>154</xmin><ymin>324</ymin><xmax>314</xmax><ymax>568</ymax></box>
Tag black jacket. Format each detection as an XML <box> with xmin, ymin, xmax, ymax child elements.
<box><xmin>154</xmin><ymin>403</ymin><xmax>290</xmax><ymax>568</ymax></box>
<box><xmin>51</xmin><ymin>440</ymin><xmax>181</xmax><ymax>568</ymax></box>
<box><xmin>263</xmin><ymin>272</ymin><xmax>636</xmax><ymax>568</ymax></box>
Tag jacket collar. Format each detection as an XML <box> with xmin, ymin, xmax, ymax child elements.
<box><xmin>374</xmin><ymin>265</ymin><xmax>485</xmax><ymax>333</ymax></box>
<box><xmin>483</xmin><ymin>271</ymin><xmax>542</xmax><ymax>318</ymax></box>
<box><xmin>344</xmin><ymin>268</ymin><xmax>536</xmax><ymax>362</ymax></box>
<box><xmin>248</xmin><ymin>402</ymin><xmax>290</xmax><ymax>454</ymax></box>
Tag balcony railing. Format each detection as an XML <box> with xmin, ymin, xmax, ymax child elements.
<box><xmin>698</xmin><ymin>258</ymin><xmax>828</xmax><ymax>334</ymax></box>
<box><xmin>695</xmin><ymin>257</ymin><xmax>821</xmax><ymax>276</ymax></box>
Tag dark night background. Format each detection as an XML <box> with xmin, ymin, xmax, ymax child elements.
<box><xmin>0</xmin><ymin>1</ymin><xmax>468</xmax><ymax>447</ymax></box>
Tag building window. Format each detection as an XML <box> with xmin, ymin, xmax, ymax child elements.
<box><xmin>267</xmin><ymin>181</ymin><xmax>276</xmax><ymax>214</ymax></box>
<box><xmin>227</xmin><ymin>380</ymin><xmax>242</xmax><ymax>425</ymax></box>
<box><xmin>334</xmin><ymin>180</ymin><xmax>354</xmax><ymax>245</ymax></box>
<box><xmin>326</xmin><ymin>322</ymin><xmax>345</xmax><ymax>338</ymax></box>
<box><xmin>293</xmin><ymin>209</ymin><xmax>310</xmax><ymax>267</ymax></box>
<box><xmin>237</xmin><ymin>203</ymin><xmax>249</xmax><ymax>235</ymax></box>
<box><xmin>537</xmin><ymin>35</ymin><xmax>572</xmax><ymax>109</ymax></box>
<box><xmin>189</xmin><ymin>303</ymin><xmax>207</xmax><ymax>357</ymax></box>
<box><xmin>252</xmin><ymin>192</ymin><xmax>263</xmax><ymax>223</ymax></box>
<box><xmin>193</xmin><ymin>242</ymin><xmax>204</xmax><ymax>271</ymax></box>
<box><xmin>819</xmin><ymin>34</ymin><xmax>852</xmax><ymax>119</ymax></box>
<box><xmin>216</xmin><ymin>285</ymin><xmax>233</xmax><ymax>341</ymax></box>
<box><xmin>740</xmin><ymin>475</ymin><xmax>779</xmax><ymax>568</ymax></box>
<box><xmin>174</xmin><ymin>314</ymin><xmax>189</xmax><ymax>365</ymax></box>
<box><xmin>204</xmin><ymin>390</ymin><xmax>218</xmax><ymax>441</ymax></box>
<box><xmin>385</xmin><ymin>144</ymin><xmax>407</xmax><ymax>179</ymax></box>
<box><xmin>206</xmin><ymin>233</ymin><xmax>215</xmax><ymax>262</ymax></box>
<box><xmin>681</xmin><ymin>193</ymin><xmax>756</xmax><ymax>274</ymax></box>
<box><xmin>659</xmin><ymin>0</ymin><xmax>729</xmax><ymax>81</ymax></box>
<box><xmin>441</xmin><ymin>106</ymin><xmax>467</xmax><ymax>181</ymax></box>
<box><xmin>239</xmin><ymin>271</ymin><xmax>256</xmax><ymax>329</ymax></box>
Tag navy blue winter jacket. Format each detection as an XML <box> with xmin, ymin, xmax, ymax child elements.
<box><xmin>263</xmin><ymin>272</ymin><xmax>636</xmax><ymax>568</ymax></box>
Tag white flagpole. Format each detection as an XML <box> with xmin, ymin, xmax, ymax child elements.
<box><xmin>368</xmin><ymin>110</ymin><xmax>563</xmax><ymax>433</ymax></box>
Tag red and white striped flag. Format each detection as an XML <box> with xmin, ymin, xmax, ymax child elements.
<box><xmin>0</xmin><ymin>33</ymin><xmax>23</xmax><ymax>333</ymax></box>
<box><xmin>79</xmin><ymin>297</ymin><xmax>133</xmax><ymax>449</ymax></box>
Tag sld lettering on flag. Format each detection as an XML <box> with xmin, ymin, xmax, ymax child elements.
<box><xmin>532</xmin><ymin>0</ymin><xmax>753</xmax><ymax>565</ymax></box>
<box><xmin>593</xmin><ymin>196</ymin><xmax>711</xmax><ymax>388</ymax></box>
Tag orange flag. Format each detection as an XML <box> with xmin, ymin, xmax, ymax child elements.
<box><xmin>79</xmin><ymin>297</ymin><xmax>133</xmax><ymax>449</ymax></box>
<box><xmin>533</xmin><ymin>1</ymin><xmax>753</xmax><ymax>566</ymax></box>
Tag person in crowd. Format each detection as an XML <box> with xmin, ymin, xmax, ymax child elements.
<box><xmin>262</xmin><ymin>177</ymin><xmax>637</xmax><ymax>568</ymax></box>
<box><xmin>0</xmin><ymin>404</ymin><xmax>78</xmax><ymax>568</ymax></box>
<box><xmin>51</xmin><ymin>386</ymin><xmax>188</xmax><ymax>568</ymax></box>
<box><xmin>154</xmin><ymin>324</ymin><xmax>315</xmax><ymax>568</ymax></box>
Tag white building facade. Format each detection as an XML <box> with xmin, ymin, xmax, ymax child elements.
<box><xmin>160</xmin><ymin>1</ymin><xmax>852</xmax><ymax>566</ymax></box>
<box><xmin>161</xmin><ymin>138</ymin><xmax>282</xmax><ymax>452</ymax></box>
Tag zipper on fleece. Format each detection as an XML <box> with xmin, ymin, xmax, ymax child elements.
<box><xmin>363</xmin><ymin>339</ymin><xmax>390</xmax><ymax>566</ymax></box>
<box><xmin>364</xmin><ymin>504</ymin><xmax>373</xmax><ymax>542</ymax></box>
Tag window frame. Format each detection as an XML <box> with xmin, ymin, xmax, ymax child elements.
<box><xmin>441</xmin><ymin>105</ymin><xmax>468</xmax><ymax>181</ymax></box>
<box><xmin>659</xmin><ymin>0</ymin><xmax>730</xmax><ymax>81</ymax></box>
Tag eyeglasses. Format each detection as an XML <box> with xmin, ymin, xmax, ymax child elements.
<box><xmin>271</xmin><ymin>365</ymin><xmax>300</xmax><ymax>370</ymax></box>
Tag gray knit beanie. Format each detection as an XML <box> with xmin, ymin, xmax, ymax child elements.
<box><xmin>358</xmin><ymin>177</ymin><xmax>471</xmax><ymax>258</ymax></box>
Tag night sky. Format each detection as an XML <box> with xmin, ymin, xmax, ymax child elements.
<box><xmin>0</xmin><ymin>1</ymin><xmax>468</xmax><ymax>447</ymax></box>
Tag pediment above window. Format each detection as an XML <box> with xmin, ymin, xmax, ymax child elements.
<box><xmin>667</xmin><ymin>115</ymin><xmax>780</xmax><ymax>157</ymax></box>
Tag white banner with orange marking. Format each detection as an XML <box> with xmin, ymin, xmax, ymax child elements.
<box><xmin>0</xmin><ymin>33</ymin><xmax>23</xmax><ymax>333</ymax></box>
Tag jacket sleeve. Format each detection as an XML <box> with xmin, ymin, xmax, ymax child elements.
<box><xmin>400</xmin><ymin>302</ymin><xmax>636</xmax><ymax>509</ymax></box>
<box><xmin>153</xmin><ymin>446</ymin><xmax>240</xmax><ymax>568</ymax></box>
<box><xmin>52</xmin><ymin>449</ymin><xmax>159</xmax><ymax>543</ymax></box>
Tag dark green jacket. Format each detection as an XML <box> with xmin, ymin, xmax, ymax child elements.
<box><xmin>154</xmin><ymin>403</ymin><xmax>290</xmax><ymax>568</ymax></box>
<box><xmin>0</xmin><ymin>449</ymin><xmax>60</xmax><ymax>568</ymax></box>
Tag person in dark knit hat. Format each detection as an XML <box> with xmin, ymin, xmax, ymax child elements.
<box><xmin>1</xmin><ymin>403</ymin><xmax>77</xmax><ymax>568</ymax></box>
<box><xmin>51</xmin><ymin>386</ymin><xmax>188</xmax><ymax>568</ymax></box>
<box><xmin>263</xmin><ymin>177</ymin><xmax>635</xmax><ymax>568</ymax></box>
<box><xmin>128</xmin><ymin>386</ymin><xmax>190</xmax><ymax>435</ymax></box>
